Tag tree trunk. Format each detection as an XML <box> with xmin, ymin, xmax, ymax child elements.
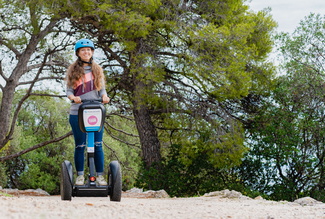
<box><xmin>0</xmin><ymin>81</ymin><xmax>16</xmax><ymax>148</ymax></box>
<box><xmin>133</xmin><ymin>104</ymin><xmax>161</xmax><ymax>169</ymax></box>
<box><xmin>132</xmin><ymin>81</ymin><xmax>161</xmax><ymax>169</ymax></box>
<box><xmin>0</xmin><ymin>46</ymin><xmax>37</xmax><ymax>148</ymax></box>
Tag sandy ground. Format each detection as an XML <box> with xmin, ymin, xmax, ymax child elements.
<box><xmin>1</xmin><ymin>194</ymin><xmax>325</xmax><ymax>219</ymax></box>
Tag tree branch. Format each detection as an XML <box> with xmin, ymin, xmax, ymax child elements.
<box><xmin>26</xmin><ymin>60</ymin><xmax>65</xmax><ymax>71</ymax></box>
<box><xmin>0</xmin><ymin>37</ymin><xmax>21</xmax><ymax>57</ymax></box>
<box><xmin>30</xmin><ymin>93</ymin><xmax>66</xmax><ymax>98</ymax></box>
<box><xmin>0</xmin><ymin>60</ymin><xmax>8</xmax><ymax>82</ymax></box>
<box><xmin>0</xmin><ymin>131</ymin><xmax>72</xmax><ymax>162</ymax></box>
<box><xmin>18</xmin><ymin>76</ymin><xmax>65</xmax><ymax>86</ymax></box>
<box><xmin>103</xmin><ymin>141</ymin><xmax>134</xmax><ymax>171</ymax></box>
<box><xmin>104</xmin><ymin>126</ymin><xmax>140</xmax><ymax>149</ymax></box>
<box><xmin>103</xmin><ymin>141</ymin><xmax>120</xmax><ymax>161</ymax></box>
<box><xmin>105</xmin><ymin>121</ymin><xmax>139</xmax><ymax>137</ymax></box>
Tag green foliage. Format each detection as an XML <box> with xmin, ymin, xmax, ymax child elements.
<box><xmin>50</xmin><ymin>0</ymin><xmax>277</xmax><ymax>176</ymax></box>
<box><xmin>18</xmin><ymin>155</ymin><xmax>58</xmax><ymax>193</ymax></box>
<box><xmin>0</xmin><ymin>93</ymin><xmax>73</xmax><ymax>194</ymax></box>
<box><xmin>137</xmin><ymin>144</ymin><xmax>262</xmax><ymax>198</ymax></box>
<box><xmin>1</xmin><ymin>0</ymin><xmax>277</xmax><ymax>197</ymax></box>
<box><xmin>242</xmin><ymin>13</ymin><xmax>325</xmax><ymax>202</ymax></box>
<box><xmin>137</xmin><ymin>116</ymin><xmax>248</xmax><ymax>196</ymax></box>
<box><xmin>103</xmin><ymin>113</ymin><xmax>142</xmax><ymax>190</ymax></box>
<box><xmin>0</xmin><ymin>162</ymin><xmax>7</xmax><ymax>188</ymax></box>
<box><xmin>137</xmin><ymin>144</ymin><xmax>226</xmax><ymax>197</ymax></box>
<box><xmin>177</xmin><ymin>124</ymin><xmax>247</xmax><ymax>169</ymax></box>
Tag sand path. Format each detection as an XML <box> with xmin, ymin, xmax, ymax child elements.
<box><xmin>1</xmin><ymin>194</ymin><xmax>325</xmax><ymax>219</ymax></box>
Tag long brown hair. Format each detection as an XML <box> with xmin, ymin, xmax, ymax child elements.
<box><xmin>66</xmin><ymin>58</ymin><xmax>105</xmax><ymax>90</ymax></box>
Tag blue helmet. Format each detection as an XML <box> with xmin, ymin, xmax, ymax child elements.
<box><xmin>74</xmin><ymin>38</ymin><xmax>95</xmax><ymax>52</ymax></box>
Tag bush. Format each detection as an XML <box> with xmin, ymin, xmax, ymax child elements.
<box><xmin>136</xmin><ymin>144</ymin><xmax>258</xmax><ymax>197</ymax></box>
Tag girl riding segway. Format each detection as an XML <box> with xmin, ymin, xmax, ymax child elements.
<box><xmin>61</xmin><ymin>38</ymin><xmax>122</xmax><ymax>201</ymax></box>
<box><xmin>65</xmin><ymin>38</ymin><xmax>110</xmax><ymax>186</ymax></box>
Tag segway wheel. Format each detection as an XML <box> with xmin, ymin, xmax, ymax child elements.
<box><xmin>60</xmin><ymin>161</ymin><xmax>73</xmax><ymax>201</ymax></box>
<box><xmin>108</xmin><ymin>161</ymin><xmax>122</xmax><ymax>202</ymax></box>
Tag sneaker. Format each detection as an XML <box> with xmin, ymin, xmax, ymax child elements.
<box><xmin>75</xmin><ymin>175</ymin><xmax>85</xmax><ymax>185</ymax></box>
<box><xmin>96</xmin><ymin>175</ymin><xmax>108</xmax><ymax>186</ymax></box>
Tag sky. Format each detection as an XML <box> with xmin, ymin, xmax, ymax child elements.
<box><xmin>248</xmin><ymin>0</ymin><xmax>325</xmax><ymax>33</ymax></box>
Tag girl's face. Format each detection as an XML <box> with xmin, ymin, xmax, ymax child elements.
<box><xmin>78</xmin><ymin>47</ymin><xmax>93</xmax><ymax>62</ymax></box>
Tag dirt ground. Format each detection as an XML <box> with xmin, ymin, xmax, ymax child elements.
<box><xmin>1</xmin><ymin>191</ymin><xmax>325</xmax><ymax>219</ymax></box>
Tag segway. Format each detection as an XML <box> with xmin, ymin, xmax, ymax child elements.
<box><xmin>60</xmin><ymin>99</ymin><xmax>122</xmax><ymax>201</ymax></box>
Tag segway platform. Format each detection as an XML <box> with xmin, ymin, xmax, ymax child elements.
<box><xmin>73</xmin><ymin>184</ymin><xmax>109</xmax><ymax>197</ymax></box>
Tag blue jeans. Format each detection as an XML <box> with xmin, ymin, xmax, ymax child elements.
<box><xmin>69</xmin><ymin>115</ymin><xmax>104</xmax><ymax>175</ymax></box>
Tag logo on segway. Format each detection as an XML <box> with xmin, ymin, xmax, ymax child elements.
<box><xmin>88</xmin><ymin>115</ymin><xmax>98</xmax><ymax>125</ymax></box>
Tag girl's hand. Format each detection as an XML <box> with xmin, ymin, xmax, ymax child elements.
<box><xmin>102</xmin><ymin>95</ymin><xmax>110</xmax><ymax>104</ymax></box>
<box><xmin>69</xmin><ymin>95</ymin><xmax>82</xmax><ymax>103</ymax></box>
<box><xmin>74</xmin><ymin>96</ymin><xmax>82</xmax><ymax>103</ymax></box>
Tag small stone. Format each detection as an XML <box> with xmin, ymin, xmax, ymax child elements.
<box><xmin>254</xmin><ymin>196</ymin><xmax>264</xmax><ymax>200</ymax></box>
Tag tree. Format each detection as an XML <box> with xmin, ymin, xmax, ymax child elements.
<box><xmin>243</xmin><ymin>13</ymin><xmax>325</xmax><ymax>201</ymax></box>
<box><xmin>0</xmin><ymin>0</ymin><xmax>72</xmax><ymax>161</ymax></box>
<box><xmin>0</xmin><ymin>1</ymin><xmax>142</xmax><ymax>192</ymax></box>
<box><xmin>0</xmin><ymin>1</ymin><xmax>277</xmax><ymax>195</ymax></box>
<box><xmin>56</xmin><ymin>0</ymin><xmax>276</xmax><ymax>172</ymax></box>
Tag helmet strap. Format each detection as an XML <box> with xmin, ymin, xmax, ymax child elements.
<box><xmin>78</xmin><ymin>56</ymin><xmax>93</xmax><ymax>65</ymax></box>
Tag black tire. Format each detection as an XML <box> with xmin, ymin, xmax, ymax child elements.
<box><xmin>108</xmin><ymin>161</ymin><xmax>122</xmax><ymax>202</ymax></box>
<box><xmin>60</xmin><ymin>161</ymin><xmax>73</xmax><ymax>201</ymax></box>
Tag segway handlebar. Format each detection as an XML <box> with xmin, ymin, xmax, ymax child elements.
<box><xmin>71</xmin><ymin>98</ymin><xmax>106</xmax><ymax>104</ymax></box>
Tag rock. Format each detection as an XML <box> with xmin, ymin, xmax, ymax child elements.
<box><xmin>254</xmin><ymin>196</ymin><xmax>264</xmax><ymax>200</ymax></box>
<box><xmin>0</xmin><ymin>188</ymin><xmax>50</xmax><ymax>197</ymax></box>
<box><xmin>123</xmin><ymin>188</ymin><xmax>170</xmax><ymax>198</ymax></box>
<box><xmin>125</xmin><ymin>187</ymin><xmax>143</xmax><ymax>193</ymax></box>
<box><xmin>294</xmin><ymin>197</ymin><xmax>322</xmax><ymax>206</ymax></box>
<box><xmin>143</xmin><ymin>190</ymin><xmax>170</xmax><ymax>198</ymax></box>
<box><xmin>204</xmin><ymin>189</ymin><xmax>251</xmax><ymax>200</ymax></box>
